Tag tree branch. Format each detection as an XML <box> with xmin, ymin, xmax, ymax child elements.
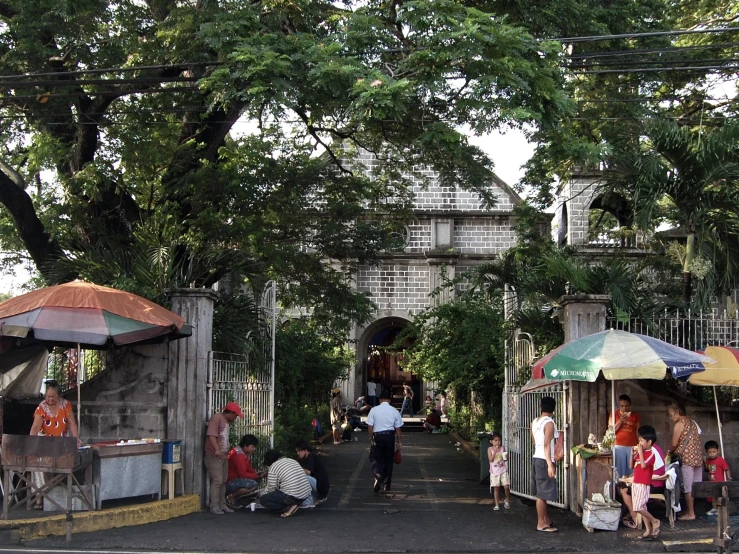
<box><xmin>0</xmin><ymin>168</ymin><xmax>70</xmax><ymax>280</ymax></box>
<box><xmin>0</xmin><ymin>1</ymin><xmax>15</xmax><ymax>18</ymax></box>
<box><xmin>294</xmin><ymin>108</ymin><xmax>353</xmax><ymax>175</ymax></box>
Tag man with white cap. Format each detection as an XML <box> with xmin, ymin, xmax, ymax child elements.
<box><xmin>204</xmin><ymin>401</ymin><xmax>243</xmax><ymax>514</ymax></box>
<box><xmin>330</xmin><ymin>387</ymin><xmax>343</xmax><ymax>445</ymax></box>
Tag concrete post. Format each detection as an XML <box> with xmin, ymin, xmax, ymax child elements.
<box><xmin>557</xmin><ymin>294</ymin><xmax>610</xmax><ymax>342</ymax></box>
<box><xmin>557</xmin><ymin>293</ymin><xmax>610</xmax><ymax>514</ymax></box>
<box><xmin>166</xmin><ymin>288</ymin><xmax>219</xmax><ymax>503</ymax></box>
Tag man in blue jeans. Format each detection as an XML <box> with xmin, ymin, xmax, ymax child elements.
<box><xmin>399</xmin><ymin>381</ymin><xmax>414</xmax><ymax>417</ymax></box>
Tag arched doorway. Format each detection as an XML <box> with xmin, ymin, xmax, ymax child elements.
<box><xmin>359</xmin><ymin>316</ymin><xmax>418</xmax><ymax>411</ymax></box>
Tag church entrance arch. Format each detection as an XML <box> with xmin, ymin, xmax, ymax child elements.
<box><xmin>357</xmin><ymin>316</ymin><xmax>418</xmax><ymax>411</ymax></box>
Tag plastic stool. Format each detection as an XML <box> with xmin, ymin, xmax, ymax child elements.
<box><xmin>161</xmin><ymin>462</ymin><xmax>184</xmax><ymax>499</ymax></box>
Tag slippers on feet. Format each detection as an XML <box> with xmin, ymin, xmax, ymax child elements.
<box><xmin>537</xmin><ymin>526</ymin><xmax>558</xmax><ymax>533</ymax></box>
<box><xmin>281</xmin><ymin>505</ymin><xmax>299</xmax><ymax>518</ymax></box>
<box><xmin>652</xmin><ymin>527</ymin><xmax>661</xmax><ymax>539</ymax></box>
<box><xmin>678</xmin><ymin>515</ymin><xmax>696</xmax><ymax>521</ymax></box>
<box><xmin>635</xmin><ymin>535</ymin><xmax>653</xmax><ymax>541</ymax></box>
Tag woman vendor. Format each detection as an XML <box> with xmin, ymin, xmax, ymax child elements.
<box><xmin>666</xmin><ymin>401</ymin><xmax>703</xmax><ymax>521</ymax></box>
<box><xmin>608</xmin><ymin>394</ymin><xmax>640</xmax><ymax>478</ymax></box>
<box><xmin>29</xmin><ymin>380</ymin><xmax>81</xmax><ymax>509</ymax></box>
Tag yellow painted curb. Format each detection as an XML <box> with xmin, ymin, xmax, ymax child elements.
<box><xmin>0</xmin><ymin>494</ymin><xmax>200</xmax><ymax>540</ymax></box>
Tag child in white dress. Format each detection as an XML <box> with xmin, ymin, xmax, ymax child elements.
<box><xmin>488</xmin><ymin>432</ymin><xmax>511</xmax><ymax>510</ymax></box>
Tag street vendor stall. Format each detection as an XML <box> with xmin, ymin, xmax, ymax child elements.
<box><xmin>1</xmin><ymin>434</ymin><xmax>94</xmax><ymax>518</ymax></box>
<box><xmin>90</xmin><ymin>440</ymin><xmax>163</xmax><ymax>509</ymax></box>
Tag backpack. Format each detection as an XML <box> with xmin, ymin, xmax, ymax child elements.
<box><xmin>312</xmin><ymin>417</ymin><xmax>323</xmax><ymax>436</ymax></box>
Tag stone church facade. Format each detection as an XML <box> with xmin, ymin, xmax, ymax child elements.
<box><xmin>340</xmin><ymin>153</ymin><xmax>522</xmax><ymax>408</ymax></box>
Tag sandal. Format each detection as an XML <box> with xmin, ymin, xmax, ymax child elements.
<box><xmin>622</xmin><ymin>519</ymin><xmax>638</xmax><ymax>529</ymax></box>
<box><xmin>281</xmin><ymin>505</ymin><xmax>299</xmax><ymax>518</ymax></box>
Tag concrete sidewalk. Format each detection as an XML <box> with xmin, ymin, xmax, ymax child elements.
<box><xmin>9</xmin><ymin>432</ymin><xmax>721</xmax><ymax>552</ymax></box>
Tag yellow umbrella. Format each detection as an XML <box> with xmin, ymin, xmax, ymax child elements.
<box><xmin>688</xmin><ymin>345</ymin><xmax>739</xmax><ymax>456</ymax></box>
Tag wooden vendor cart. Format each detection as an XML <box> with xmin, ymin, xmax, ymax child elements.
<box><xmin>1</xmin><ymin>434</ymin><xmax>94</xmax><ymax>519</ymax></box>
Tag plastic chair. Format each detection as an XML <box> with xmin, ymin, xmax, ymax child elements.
<box><xmin>161</xmin><ymin>463</ymin><xmax>184</xmax><ymax>499</ymax></box>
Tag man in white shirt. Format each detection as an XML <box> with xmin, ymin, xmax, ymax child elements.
<box><xmin>530</xmin><ymin>396</ymin><xmax>558</xmax><ymax>533</ymax></box>
<box><xmin>367</xmin><ymin>388</ymin><xmax>403</xmax><ymax>492</ymax></box>
<box><xmin>367</xmin><ymin>380</ymin><xmax>377</xmax><ymax>406</ymax></box>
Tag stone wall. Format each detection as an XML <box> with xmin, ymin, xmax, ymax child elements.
<box><xmin>356</xmin><ymin>263</ymin><xmax>430</xmax><ymax>316</ymax></box>
<box><xmin>78</xmin><ymin>344</ymin><xmax>168</xmax><ymax>441</ymax></box>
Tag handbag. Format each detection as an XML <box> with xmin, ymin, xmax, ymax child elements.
<box><xmin>553</xmin><ymin>431</ymin><xmax>565</xmax><ymax>463</ymax></box>
<box><xmin>394</xmin><ymin>448</ymin><xmax>402</xmax><ymax>464</ymax></box>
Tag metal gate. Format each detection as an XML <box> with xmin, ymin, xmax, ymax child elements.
<box><xmin>503</xmin><ymin>330</ymin><xmax>568</xmax><ymax>508</ymax></box>
<box><xmin>505</xmin><ymin>385</ymin><xmax>568</xmax><ymax>508</ymax></box>
<box><xmin>207</xmin><ymin>281</ymin><xmax>276</xmax><ymax>448</ymax></box>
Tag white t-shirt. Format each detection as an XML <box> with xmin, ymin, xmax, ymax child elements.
<box><xmin>367</xmin><ymin>402</ymin><xmax>403</xmax><ymax>432</ymax></box>
<box><xmin>367</xmin><ymin>382</ymin><xmax>376</xmax><ymax>396</ymax></box>
<box><xmin>532</xmin><ymin>416</ymin><xmax>559</xmax><ymax>460</ymax></box>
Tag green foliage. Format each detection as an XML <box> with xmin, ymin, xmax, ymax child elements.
<box><xmin>397</xmin><ymin>290</ymin><xmax>507</xmax><ymax>436</ymax></box>
<box><xmin>273</xmin><ymin>319</ymin><xmax>350</xmax><ymax>448</ymax></box>
<box><xmin>0</xmin><ymin>0</ymin><xmax>569</xmax><ymax>332</ymax></box>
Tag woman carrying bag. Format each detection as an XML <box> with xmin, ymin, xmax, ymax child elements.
<box><xmin>667</xmin><ymin>402</ymin><xmax>702</xmax><ymax>521</ymax></box>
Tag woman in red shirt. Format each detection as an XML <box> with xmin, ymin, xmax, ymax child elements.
<box><xmin>609</xmin><ymin>394</ymin><xmax>640</xmax><ymax>478</ymax></box>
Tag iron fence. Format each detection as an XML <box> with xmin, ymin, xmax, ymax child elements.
<box><xmin>607</xmin><ymin>309</ymin><xmax>739</xmax><ymax>351</ymax></box>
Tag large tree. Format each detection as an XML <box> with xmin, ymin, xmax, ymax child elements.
<box><xmin>0</xmin><ymin>0</ymin><xmax>569</xmax><ymax>324</ymax></box>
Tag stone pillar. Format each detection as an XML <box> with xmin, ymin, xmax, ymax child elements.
<box><xmin>557</xmin><ymin>294</ymin><xmax>610</xmax><ymax>342</ymax></box>
<box><xmin>167</xmin><ymin>288</ymin><xmax>219</xmax><ymax>503</ymax></box>
<box><xmin>560</xmin><ymin>168</ymin><xmax>601</xmax><ymax>246</ymax></box>
<box><xmin>557</xmin><ymin>293</ymin><xmax>610</xmax><ymax>514</ymax></box>
<box><xmin>426</xmin><ymin>253</ymin><xmax>458</xmax><ymax>306</ymax></box>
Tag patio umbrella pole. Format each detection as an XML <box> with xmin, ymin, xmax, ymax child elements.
<box><xmin>77</xmin><ymin>343</ymin><xmax>82</xmax><ymax>433</ymax></box>
<box><xmin>713</xmin><ymin>386</ymin><xmax>725</xmax><ymax>458</ymax></box>
<box><xmin>610</xmin><ymin>380</ymin><xmax>616</xmax><ymax>500</ymax></box>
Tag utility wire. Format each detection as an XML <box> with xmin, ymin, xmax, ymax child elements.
<box><xmin>565</xmin><ymin>42</ymin><xmax>739</xmax><ymax>60</ymax></box>
<box><xmin>0</xmin><ymin>76</ymin><xmax>200</xmax><ymax>87</ymax></box>
<box><xmin>573</xmin><ymin>64</ymin><xmax>739</xmax><ymax>75</ymax></box>
<box><xmin>557</xmin><ymin>26</ymin><xmax>739</xmax><ymax>43</ymax></box>
<box><xmin>0</xmin><ymin>87</ymin><xmax>200</xmax><ymax>101</ymax></box>
<box><xmin>0</xmin><ymin>62</ymin><xmax>220</xmax><ymax>80</ymax></box>
<box><xmin>567</xmin><ymin>58</ymin><xmax>739</xmax><ymax>69</ymax></box>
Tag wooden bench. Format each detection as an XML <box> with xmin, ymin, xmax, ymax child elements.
<box><xmin>693</xmin><ymin>481</ymin><xmax>739</xmax><ymax>554</ymax></box>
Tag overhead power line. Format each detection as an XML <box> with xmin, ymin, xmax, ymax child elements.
<box><xmin>557</xmin><ymin>26</ymin><xmax>739</xmax><ymax>43</ymax></box>
<box><xmin>565</xmin><ymin>42</ymin><xmax>739</xmax><ymax>60</ymax></box>
<box><xmin>573</xmin><ymin>64</ymin><xmax>739</xmax><ymax>75</ymax></box>
<box><xmin>0</xmin><ymin>62</ymin><xmax>220</xmax><ymax>80</ymax></box>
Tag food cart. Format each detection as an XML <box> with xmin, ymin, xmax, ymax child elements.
<box><xmin>1</xmin><ymin>434</ymin><xmax>94</xmax><ymax>518</ymax></box>
<box><xmin>90</xmin><ymin>440</ymin><xmax>163</xmax><ymax>509</ymax></box>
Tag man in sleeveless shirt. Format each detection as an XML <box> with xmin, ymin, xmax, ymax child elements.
<box><xmin>530</xmin><ymin>396</ymin><xmax>558</xmax><ymax>533</ymax></box>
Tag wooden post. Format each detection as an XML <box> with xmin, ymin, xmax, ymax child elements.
<box><xmin>166</xmin><ymin>288</ymin><xmax>218</xmax><ymax>507</ymax></box>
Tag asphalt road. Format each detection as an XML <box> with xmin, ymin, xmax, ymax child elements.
<box><xmin>2</xmin><ymin>432</ymin><xmax>720</xmax><ymax>552</ymax></box>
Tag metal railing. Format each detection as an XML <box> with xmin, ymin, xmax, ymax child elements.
<box><xmin>607</xmin><ymin>309</ymin><xmax>739</xmax><ymax>351</ymax></box>
<box><xmin>46</xmin><ymin>348</ymin><xmax>107</xmax><ymax>392</ymax></box>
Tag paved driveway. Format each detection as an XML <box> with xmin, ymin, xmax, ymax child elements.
<box><xmin>17</xmin><ymin>433</ymin><xmax>716</xmax><ymax>552</ymax></box>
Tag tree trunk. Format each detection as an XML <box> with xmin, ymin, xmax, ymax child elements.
<box><xmin>681</xmin><ymin>233</ymin><xmax>695</xmax><ymax>305</ymax></box>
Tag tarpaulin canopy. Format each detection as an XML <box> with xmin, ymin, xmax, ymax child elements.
<box><xmin>0</xmin><ymin>345</ymin><xmax>48</xmax><ymax>399</ymax></box>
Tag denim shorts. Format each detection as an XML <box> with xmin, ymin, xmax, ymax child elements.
<box><xmin>226</xmin><ymin>478</ymin><xmax>259</xmax><ymax>495</ymax></box>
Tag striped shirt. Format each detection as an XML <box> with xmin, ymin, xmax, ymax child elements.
<box><xmin>263</xmin><ymin>457</ymin><xmax>312</xmax><ymax>500</ymax></box>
